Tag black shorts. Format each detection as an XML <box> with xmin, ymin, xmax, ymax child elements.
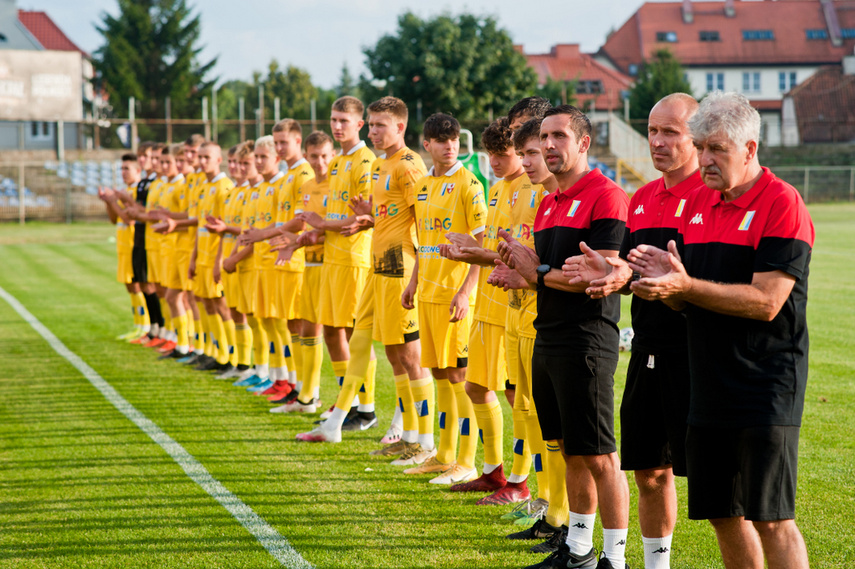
<box><xmin>686</xmin><ymin>424</ymin><xmax>800</xmax><ymax>521</ymax></box>
<box><xmin>132</xmin><ymin>245</ymin><xmax>148</xmax><ymax>284</ymax></box>
<box><xmin>532</xmin><ymin>351</ymin><xmax>618</xmax><ymax>455</ymax></box>
<box><xmin>620</xmin><ymin>349</ymin><xmax>690</xmax><ymax>475</ymax></box>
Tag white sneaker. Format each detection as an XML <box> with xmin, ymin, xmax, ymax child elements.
<box><xmin>429</xmin><ymin>464</ymin><xmax>478</xmax><ymax>485</ymax></box>
<box><xmin>380</xmin><ymin>424</ymin><xmax>403</xmax><ymax>445</ymax></box>
<box><xmin>295</xmin><ymin>426</ymin><xmax>342</xmax><ymax>443</ymax></box>
<box><xmin>390</xmin><ymin>445</ymin><xmax>437</xmax><ymax>467</ymax></box>
<box><xmin>215</xmin><ymin>366</ymin><xmax>243</xmax><ymax>380</ymax></box>
<box><xmin>270</xmin><ymin>399</ymin><xmax>318</xmax><ymax>414</ymax></box>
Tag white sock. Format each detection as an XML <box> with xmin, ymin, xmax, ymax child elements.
<box><xmin>140</xmin><ymin>324</ymin><xmax>151</xmax><ymax>334</ymax></box>
<box><xmin>482</xmin><ymin>463</ymin><xmax>500</xmax><ymax>475</ymax></box>
<box><xmin>289</xmin><ymin>370</ymin><xmax>297</xmax><ymax>383</ymax></box>
<box><xmin>390</xmin><ymin>405</ymin><xmax>403</xmax><ymax>429</ymax></box>
<box><xmin>255</xmin><ymin>363</ymin><xmax>269</xmax><ymax>378</ymax></box>
<box><xmin>402</xmin><ymin>430</ymin><xmax>418</xmax><ymax>443</ymax></box>
<box><xmin>643</xmin><ymin>535</ymin><xmax>672</xmax><ymax>569</ymax></box>
<box><xmin>357</xmin><ymin>402</ymin><xmax>375</xmax><ymax>413</ymax></box>
<box><xmin>151</xmin><ymin>323</ymin><xmax>160</xmax><ymax>337</ymax></box>
<box><xmin>602</xmin><ymin>528</ymin><xmax>628</xmax><ymax>568</ymax></box>
<box><xmin>325</xmin><ymin>407</ymin><xmax>347</xmax><ymax>431</ymax></box>
<box><xmin>565</xmin><ymin>511</ymin><xmax>596</xmax><ymax>556</ymax></box>
<box><xmin>508</xmin><ymin>473</ymin><xmax>527</xmax><ymax>483</ymax></box>
<box><xmin>350</xmin><ymin>395</ymin><xmax>359</xmax><ymax>408</ymax></box>
<box><xmin>418</xmin><ymin>433</ymin><xmax>435</xmax><ymax>450</ymax></box>
<box><xmin>194</xmin><ymin>348</ymin><xmax>204</xmax><ymax>355</ymax></box>
<box><xmin>295</xmin><ymin>380</ymin><xmax>303</xmax><ymax>392</ymax></box>
<box><xmin>313</xmin><ymin>384</ymin><xmax>320</xmax><ymax>399</ymax></box>
<box><xmin>176</xmin><ymin>345</ymin><xmax>189</xmax><ymax>355</ymax></box>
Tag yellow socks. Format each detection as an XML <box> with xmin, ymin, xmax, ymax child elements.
<box><xmin>435</xmin><ymin>378</ymin><xmax>458</xmax><ymax>465</ymax></box>
<box><xmin>200</xmin><ymin>310</ymin><xmax>213</xmax><ymax>357</ymax></box>
<box><xmin>234</xmin><ymin>322</ymin><xmax>252</xmax><ymax>367</ymax></box>
<box><xmin>410</xmin><ymin>376</ymin><xmax>435</xmax><ymax>449</ymax></box>
<box><xmin>247</xmin><ymin>316</ymin><xmax>268</xmax><ymax>366</ymax></box>
<box><xmin>159</xmin><ymin>297</ymin><xmax>171</xmax><ymax>337</ymax></box>
<box><xmin>453</xmin><ymin>381</ymin><xmax>477</xmax><ymax>470</ymax></box>
<box><xmin>135</xmin><ymin>292</ymin><xmax>150</xmax><ymax>330</ymax></box>
<box><xmin>261</xmin><ymin>318</ymin><xmax>283</xmax><ymax>370</ymax></box>
<box><xmin>175</xmin><ymin>312</ymin><xmax>190</xmax><ymax>351</ymax></box>
<box><xmin>223</xmin><ymin>317</ymin><xmax>237</xmax><ymax>366</ymax></box>
<box><xmin>395</xmin><ymin>374</ymin><xmax>417</xmax><ymax>435</ymax></box>
<box><xmin>545</xmin><ymin>441</ymin><xmax>569</xmax><ymax>527</ymax></box>
<box><xmin>211</xmin><ymin>313</ymin><xmax>229</xmax><ymax>365</ymax></box>
<box><xmin>525</xmin><ymin>411</ymin><xmax>549</xmax><ymax>502</ymax></box>
<box><xmin>300</xmin><ymin>336</ymin><xmax>323</xmax><ymax>403</ymax></box>
<box><xmin>274</xmin><ymin>319</ymin><xmax>293</xmax><ymax>378</ymax></box>
<box><xmin>509</xmin><ymin>408</ymin><xmax>532</xmax><ymax>483</ymax></box>
<box><xmin>474</xmin><ymin>398</ymin><xmax>503</xmax><ymax>468</ymax></box>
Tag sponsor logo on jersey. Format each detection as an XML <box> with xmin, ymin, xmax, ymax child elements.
<box><xmin>690</xmin><ymin>213</ymin><xmax>704</xmax><ymax>225</ymax></box>
<box><xmin>417</xmin><ymin>193</ymin><xmax>427</xmax><ymax>201</ymax></box>
<box><xmin>738</xmin><ymin>211</ymin><xmax>756</xmax><ymax>231</ymax></box>
<box><xmin>567</xmin><ymin>200</ymin><xmax>581</xmax><ymax>217</ymax></box>
<box><xmin>511</xmin><ymin>190</ymin><xmax>519</xmax><ymax>207</ymax></box>
<box><xmin>372</xmin><ymin>172</ymin><xmax>380</xmax><ymax>181</ymax></box>
<box><xmin>287</xmin><ymin>175</ymin><xmax>294</xmax><ymax>183</ymax></box>
<box><xmin>422</xmin><ymin>217</ymin><xmax>452</xmax><ymax>231</ymax></box>
<box><xmin>323</xmin><ymin>196</ymin><xmax>328</xmax><ymax>207</ymax></box>
<box><xmin>345</xmin><ymin>162</ymin><xmax>352</xmax><ymax>172</ymax></box>
<box><xmin>489</xmin><ymin>198</ymin><xmax>497</xmax><ymax>206</ymax></box>
<box><xmin>418</xmin><ymin>245</ymin><xmax>442</xmax><ymax>254</ymax></box>
<box><xmin>634</xmin><ymin>205</ymin><xmax>645</xmax><ymax>215</ymax></box>
<box><xmin>265</xmin><ymin>187</ymin><xmax>274</xmax><ymax>196</ymax></box>
<box><xmin>675</xmin><ymin>198</ymin><xmax>686</xmax><ymax>217</ymax></box>
<box><xmin>543</xmin><ymin>207</ymin><xmax>552</xmax><ymax>216</ymax></box>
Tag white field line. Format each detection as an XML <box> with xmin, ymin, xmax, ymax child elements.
<box><xmin>0</xmin><ymin>285</ymin><xmax>313</xmax><ymax>569</ymax></box>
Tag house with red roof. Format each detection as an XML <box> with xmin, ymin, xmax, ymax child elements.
<box><xmin>597</xmin><ymin>0</ymin><xmax>855</xmax><ymax>146</ymax></box>
<box><xmin>0</xmin><ymin>0</ymin><xmax>94</xmax><ymax>151</ymax></box>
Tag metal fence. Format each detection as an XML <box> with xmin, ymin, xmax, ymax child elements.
<box><xmin>770</xmin><ymin>166</ymin><xmax>855</xmax><ymax>203</ymax></box>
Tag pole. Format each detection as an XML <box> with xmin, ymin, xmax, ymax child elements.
<box><xmin>18</xmin><ymin>162</ymin><xmax>25</xmax><ymax>225</ymax></box>
<box><xmin>165</xmin><ymin>97</ymin><xmax>173</xmax><ymax>144</ymax></box>
<box><xmin>804</xmin><ymin>167</ymin><xmax>810</xmax><ymax>204</ymax></box>
<box><xmin>274</xmin><ymin>97</ymin><xmax>280</xmax><ymax>123</ymax></box>
<box><xmin>850</xmin><ymin>167</ymin><xmax>854</xmax><ymax>202</ymax></box>
<box><xmin>57</xmin><ymin>120</ymin><xmax>65</xmax><ymax>163</ymax></box>
<box><xmin>624</xmin><ymin>97</ymin><xmax>630</xmax><ymax>123</ymax></box>
<box><xmin>202</xmin><ymin>96</ymin><xmax>211</xmax><ymax>140</ymax></box>
<box><xmin>212</xmin><ymin>87</ymin><xmax>218</xmax><ymax>143</ymax></box>
<box><xmin>310</xmin><ymin>99</ymin><xmax>317</xmax><ymax>132</ymax></box>
<box><xmin>239</xmin><ymin>97</ymin><xmax>245</xmax><ymax>142</ymax></box>
<box><xmin>129</xmin><ymin>96</ymin><xmax>138</xmax><ymax>152</ymax></box>
<box><xmin>257</xmin><ymin>85</ymin><xmax>264</xmax><ymax>136</ymax></box>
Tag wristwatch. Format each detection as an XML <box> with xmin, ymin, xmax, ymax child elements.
<box><xmin>536</xmin><ymin>264</ymin><xmax>551</xmax><ymax>288</ymax></box>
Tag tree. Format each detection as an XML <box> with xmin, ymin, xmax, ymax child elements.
<box><xmin>261</xmin><ymin>60</ymin><xmax>317</xmax><ymax>120</ymax></box>
<box><xmin>536</xmin><ymin>76</ymin><xmax>578</xmax><ymax>107</ymax></box>
<box><xmin>359</xmin><ymin>12</ymin><xmax>537</xmax><ymax>124</ymax></box>
<box><xmin>94</xmin><ymin>0</ymin><xmax>217</xmax><ymax>119</ymax></box>
<box><xmin>336</xmin><ymin>63</ymin><xmax>358</xmax><ymax>98</ymax></box>
<box><xmin>628</xmin><ymin>48</ymin><xmax>693</xmax><ymax>134</ymax></box>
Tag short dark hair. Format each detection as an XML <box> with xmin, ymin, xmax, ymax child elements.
<box><xmin>184</xmin><ymin>133</ymin><xmax>206</xmax><ymax>147</ymax></box>
<box><xmin>513</xmin><ymin>118</ymin><xmax>543</xmax><ymax>152</ymax></box>
<box><xmin>423</xmin><ymin>113</ymin><xmax>460</xmax><ymax>142</ymax></box>
<box><xmin>121</xmin><ymin>153</ymin><xmax>138</xmax><ymax>163</ymax></box>
<box><xmin>481</xmin><ymin>117</ymin><xmax>513</xmax><ymax>155</ymax></box>
<box><xmin>508</xmin><ymin>97</ymin><xmax>552</xmax><ymax>125</ymax></box>
<box><xmin>305</xmin><ymin>130</ymin><xmax>334</xmax><ymax>150</ymax></box>
<box><xmin>332</xmin><ymin>96</ymin><xmax>364</xmax><ymax>116</ymax></box>
<box><xmin>543</xmin><ymin>105</ymin><xmax>592</xmax><ymax>142</ymax></box>
<box><xmin>136</xmin><ymin>141</ymin><xmax>155</xmax><ymax>155</ymax></box>
<box><xmin>368</xmin><ymin>96</ymin><xmax>409</xmax><ymax>122</ymax></box>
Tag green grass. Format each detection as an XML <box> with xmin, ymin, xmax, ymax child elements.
<box><xmin>0</xmin><ymin>208</ymin><xmax>853</xmax><ymax>569</ymax></box>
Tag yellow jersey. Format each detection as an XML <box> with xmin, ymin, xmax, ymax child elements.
<box><xmin>115</xmin><ymin>184</ymin><xmax>137</xmax><ymax>254</ymax></box>
<box><xmin>507</xmin><ymin>174</ymin><xmax>550</xmax><ymax>338</ymax></box>
<box><xmin>160</xmin><ymin>174</ymin><xmax>187</xmax><ymax>254</ymax></box>
<box><xmin>371</xmin><ymin>146</ymin><xmax>427</xmax><ymax>278</ymax></box>
<box><xmin>324</xmin><ymin>141</ymin><xmax>375</xmax><ymax>268</ymax></box>
<box><xmin>275</xmin><ymin>158</ymin><xmax>313</xmax><ymax>273</ymax></box>
<box><xmin>237</xmin><ymin>179</ymin><xmax>265</xmax><ymax>271</ymax></box>
<box><xmin>299</xmin><ymin>177</ymin><xmax>329</xmax><ymax>266</ymax></box>
<box><xmin>252</xmin><ymin>171</ymin><xmax>287</xmax><ymax>269</ymax></box>
<box><xmin>145</xmin><ymin>177</ymin><xmax>165</xmax><ymax>254</ymax></box>
<box><xmin>221</xmin><ymin>181</ymin><xmax>249</xmax><ymax>258</ymax></box>
<box><xmin>473</xmin><ymin>178</ymin><xmax>513</xmax><ymax>326</ymax></box>
<box><xmin>413</xmin><ymin>161</ymin><xmax>487</xmax><ymax>305</ymax></box>
<box><xmin>196</xmin><ymin>173</ymin><xmax>235</xmax><ymax>267</ymax></box>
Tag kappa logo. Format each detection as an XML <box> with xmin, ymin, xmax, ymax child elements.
<box><xmin>634</xmin><ymin>205</ymin><xmax>645</xmax><ymax>215</ymax></box>
<box><xmin>469</xmin><ymin>178</ymin><xmax>478</xmax><ymax>186</ymax></box>
<box><xmin>543</xmin><ymin>207</ymin><xmax>552</xmax><ymax>216</ymax></box>
<box><xmin>653</xmin><ymin>547</ymin><xmax>670</xmax><ymax>554</ymax></box>
<box><xmin>616</xmin><ymin>539</ymin><xmax>626</xmax><ymax>546</ymax></box>
<box><xmin>571</xmin><ymin>523</ymin><xmax>589</xmax><ymax>529</ymax></box>
<box><xmin>406</xmin><ymin>320</ymin><xmax>416</xmax><ymax>329</ymax></box>
<box><xmin>361</xmin><ymin>159</ymin><xmax>371</xmax><ymax>165</ymax></box>
<box><xmin>690</xmin><ymin>213</ymin><xmax>704</xmax><ymax>225</ymax></box>
<box><xmin>401</xmin><ymin>153</ymin><xmax>415</xmax><ymax>163</ymax></box>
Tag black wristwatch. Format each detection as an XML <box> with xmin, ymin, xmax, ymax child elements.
<box><xmin>536</xmin><ymin>264</ymin><xmax>551</xmax><ymax>288</ymax></box>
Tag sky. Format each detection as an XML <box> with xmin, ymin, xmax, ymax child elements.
<box><xmin>19</xmin><ymin>0</ymin><xmax>679</xmax><ymax>88</ymax></box>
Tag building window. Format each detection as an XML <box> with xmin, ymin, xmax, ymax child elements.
<box><xmin>743</xmin><ymin>30</ymin><xmax>775</xmax><ymax>41</ymax></box>
<box><xmin>0</xmin><ymin>33</ymin><xmax>7</xmax><ymax>42</ymax></box>
<box><xmin>779</xmin><ymin>71</ymin><xmax>798</xmax><ymax>92</ymax></box>
<box><xmin>706</xmin><ymin>72</ymin><xmax>724</xmax><ymax>92</ymax></box>
<box><xmin>30</xmin><ymin>121</ymin><xmax>52</xmax><ymax>141</ymax></box>
<box><xmin>742</xmin><ymin>72</ymin><xmax>761</xmax><ymax>93</ymax></box>
<box><xmin>806</xmin><ymin>29</ymin><xmax>829</xmax><ymax>40</ymax></box>
<box><xmin>577</xmin><ymin>80</ymin><xmax>604</xmax><ymax>95</ymax></box>
<box><xmin>699</xmin><ymin>30</ymin><xmax>720</xmax><ymax>42</ymax></box>
<box><xmin>628</xmin><ymin>64</ymin><xmax>638</xmax><ymax>76</ymax></box>
<box><xmin>842</xmin><ymin>28</ymin><xmax>855</xmax><ymax>39</ymax></box>
<box><xmin>656</xmin><ymin>31</ymin><xmax>678</xmax><ymax>43</ymax></box>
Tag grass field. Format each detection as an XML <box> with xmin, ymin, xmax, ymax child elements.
<box><xmin>0</xmin><ymin>204</ymin><xmax>853</xmax><ymax>568</ymax></box>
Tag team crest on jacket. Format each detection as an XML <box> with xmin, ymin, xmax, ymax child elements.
<box><xmin>440</xmin><ymin>183</ymin><xmax>455</xmax><ymax>196</ymax></box>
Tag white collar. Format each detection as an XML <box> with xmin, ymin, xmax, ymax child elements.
<box><xmin>209</xmin><ymin>172</ymin><xmax>226</xmax><ymax>184</ymax></box>
<box><xmin>428</xmin><ymin>161</ymin><xmax>463</xmax><ymax>177</ymax></box>
<box><xmin>288</xmin><ymin>157</ymin><xmax>307</xmax><ymax>171</ymax></box>
<box><xmin>345</xmin><ymin>140</ymin><xmax>366</xmax><ymax>156</ymax></box>
<box><xmin>268</xmin><ymin>171</ymin><xmax>285</xmax><ymax>184</ymax></box>
<box><xmin>169</xmin><ymin>174</ymin><xmax>184</xmax><ymax>183</ymax></box>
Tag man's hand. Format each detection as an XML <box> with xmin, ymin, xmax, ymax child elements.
<box><xmin>585</xmin><ymin>257</ymin><xmax>633</xmax><ymax>299</ymax></box>
<box><xmin>300</xmin><ymin>211</ymin><xmax>326</xmax><ymax>230</ymax></box>
<box><xmin>212</xmin><ymin>263</ymin><xmax>221</xmax><ymax>283</ymax></box>
<box><xmin>222</xmin><ymin>255</ymin><xmax>238</xmax><ymax>274</ymax></box>
<box><xmin>297</xmin><ymin>230</ymin><xmax>322</xmax><ymax>247</ymax></box>
<box><xmin>268</xmin><ymin>233</ymin><xmax>294</xmax><ymax>251</ymax></box>
<box><xmin>341</xmin><ymin>214</ymin><xmax>374</xmax><ymax>237</ymax></box>
<box><xmin>97</xmin><ymin>187</ymin><xmax>116</xmax><ymax>202</ymax></box>
<box><xmin>275</xmin><ymin>245</ymin><xmax>298</xmax><ymax>265</ymax></box>
<box><xmin>349</xmin><ymin>194</ymin><xmax>373</xmax><ymax>216</ymax></box>
<box><xmin>402</xmin><ymin>280</ymin><xmax>417</xmax><ymax>310</ymax></box>
<box><xmin>487</xmin><ymin>262</ymin><xmax>531</xmax><ymax>291</ymax></box>
<box><xmin>563</xmin><ymin>241</ymin><xmax>633</xmax><ymax>298</ymax></box>
<box><xmin>188</xmin><ymin>258</ymin><xmax>196</xmax><ymax>280</ymax></box>
<box><xmin>238</xmin><ymin>227</ymin><xmax>263</xmax><ymax>246</ymax></box>
<box><xmin>206</xmin><ymin>216</ymin><xmax>227</xmax><ymax>234</ymax></box>
<box><xmin>152</xmin><ymin>220</ymin><xmax>169</xmax><ymax>234</ymax></box>
<box><xmin>496</xmin><ymin>229</ymin><xmax>540</xmax><ymax>283</ymax></box>
<box><xmin>449</xmin><ymin>291</ymin><xmax>469</xmax><ymax>323</ymax></box>
<box><xmin>445</xmin><ymin>231</ymin><xmax>479</xmax><ymax>250</ymax></box>
<box><xmin>628</xmin><ymin>241</ymin><xmax>691</xmax><ymax>301</ymax></box>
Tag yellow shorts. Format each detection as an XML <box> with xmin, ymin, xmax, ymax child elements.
<box><xmin>237</xmin><ymin>268</ymin><xmax>258</xmax><ymax>315</ymax></box>
<box><xmin>512</xmin><ymin>336</ymin><xmax>535</xmax><ymax>412</ymax></box>
<box><xmin>117</xmin><ymin>249</ymin><xmax>134</xmax><ymax>284</ymax></box>
<box><xmin>504</xmin><ymin>307</ymin><xmax>520</xmax><ymax>388</ymax></box>
<box><xmin>147</xmin><ymin>250</ymin><xmax>161</xmax><ymax>286</ymax></box>
<box><xmin>166</xmin><ymin>250</ymin><xmax>192</xmax><ymax>291</ymax></box>
<box><xmin>355</xmin><ymin>269</ymin><xmax>375</xmax><ymax>331</ymax></box>
<box><xmin>301</xmin><ymin>266</ymin><xmax>322</xmax><ymax>324</ymax></box>
<box><xmin>193</xmin><ymin>265</ymin><xmax>224</xmax><ymax>299</ymax></box>
<box><xmin>276</xmin><ymin>270</ymin><xmax>302</xmax><ymax>321</ymax></box>
<box><xmin>159</xmin><ymin>249</ymin><xmax>173</xmax><ymax>288</ymax></box>
<box><xmin>373</xmin><ymin>274</ymin><xmax>418</xmax><ymax>344</ymax></box>
<box><xmin>418</xmin><ymin>300</ymin><xmax>470</xmax><ymax>370</ymax></box>
<box><xmin>222</xmin><ymin>267</ymin><xmax>240</xmax><ymax>309</ymax></box>
<box><xmin>466</xmin><ymin>320</ymin><xmax>507</xmax><ymax>391</ymax></box>
<box><xmin>318</xmin><ymin>264</ymin><xmax>369</xmax><ymax>328</ymax></box>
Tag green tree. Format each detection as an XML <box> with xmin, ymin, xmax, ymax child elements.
<box><xmin>336</xmin><ymin>62</ymin><xmax>359</xmax><ymax>98</ymax></box>
<box><xmin>359</xmin><ymin>12</ymin><xmax>537</xmax><ymax>125</ymax></box>
<box><xmin>536</xmin><ymin>76</ymin><xmax>578</xmax><ymax>107</ymax></box>
<box><xmin>628</xmin><ymin>48</ymin><xmax>693</xmax><ymax>134</ymax></box>
<box><xmin>261</xmin><ymin>59</ymin><xmax>317</xmax><ymax>120</ymax></box>
<box><xmin>94</xmin><ymin>0</ymin><xmax>216</xmax><ymax>119</ymax></box>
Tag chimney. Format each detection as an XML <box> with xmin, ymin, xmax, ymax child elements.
<box><xmin>682</xmin><ymin>0</ymin><xmax>693</xmax><ymax>24</ymax></box>
<box><xmin>552</xmin><ymin>44</ymin><xmax>581</xmax><ymax>59</ymax></box>
<box><xmin>724</xmin><ymin>0</ymin><xmax>735</xmax><ymax>18</ymax></box>
<box><xmin>844</xmin><ymin>48</ymin><xmax>855</xmax><ymax>76</ymax></box>
<box><xmin>821</xmin><ymin>0</ymin><xmax>843</xmax><ymax>47</ymax></box>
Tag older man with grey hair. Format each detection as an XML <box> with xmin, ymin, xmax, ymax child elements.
<box><xmin>627</xmin><ymin>91</ymin><xmax>813</xmax><ymax>569</ymax></box>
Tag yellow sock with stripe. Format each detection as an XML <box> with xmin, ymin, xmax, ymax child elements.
<box><xmin>273</xmin><ymin>319</ymin><xmax>293</xmax><ymax>379</ymax></box>
<box><xmin>333</xmin><ymin>360</ymin><xmax>359</xmax><ymax>411</ymax></box>
<box><xmin>474</xmin><ymin>399</ymin><xmax>503</xmax><ymax>469</ymax></box>
<box><xmin>358</xmin><ymin>358</ymin><xmax>376</xmax><ymax>411</ymax></box>
<box><xmin>435</xmin><ymin>378</ymin><xmax>458</xmax><ymax>465</ymax></box>
<box><xmin>545</xmin><ymin>441</ymin><xmax>569</xmax><ymax>527</ymax></box>
<box><xmin>185</xmin><ymin>314</ymin><xmax>197</xmax><ymax>352</ymax></box>
<box><xmin>396</xmin><ymin>374</ymin><xmax>417</xmax><ymax>441</ymax></box>
<box><xmin>331</xmin><ymin>360</ymin><xmax>349</xmax><ymax>394</ymax></box>
<box><xmin>300</xmin><ymin>336</ymin><xmax>323</xmax><ymax>403</ymax></box>
<box><xmin>235</xmin><ymin>322</ymin><xmax>252</xmax><ymax>367</ymax></box>
<box><xmin>525</xmin><ymin>411</ymin><xmax>549</xmax><ymax>502</ymax></box>
<box><xmin>133</xmin><ymin>292</ymin><xmax>150</xmax><ymax>331</ymax></box>
<box><xmin>211</xmin><ymin>313</ymin><xmax>229</xmax><ymax>364</ymax></box>
<box><xmin>453</xmin><ymin>381</ymin><xmax>477</xmax><ymax>470</ymax></box>
<box><xmin>509</xmin><ymin>408</ymin><xmax>531</xmax><ymax>482</ymax></box>
<box><xmin>290</xmin><ymin>331</ymin><xmax>302</xmax><ymax>385</ymax></box>
<box><xmin>223</xmin><ymin>317</ymin><xmax>237</xmax><ymax>366</ymax></box>
<box><xmin>410</xmin><ymin>376</ymin><xmax>435</xmax><ymax>450</ymax></box>
<box><xmin>200</xmin><ymin>310</ymin><xmax>213</xmax><ymax>357</ymax></box>
<box><xmin>129</xmin><ymin>293</ymin><xmax>140</xmax><ymax>327</ymax></box>
<box><xmin>247</xmin><ymin>316</ymin><xmax>268</xmax><ymax>366</ymax></box>
<box><xmin>159</xmin><ymin>298</ymin><xmax>172</xmax><ymax>338</ymax></box>
<box><xmin>262</xmin><ymin>318</ymin><xmax>283</xmax><ymax>370</ymax></box>
<box><xmin>175</xmin><ymin>312</ymin><xmax>190</xmax><ymax>351</ymax></box>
